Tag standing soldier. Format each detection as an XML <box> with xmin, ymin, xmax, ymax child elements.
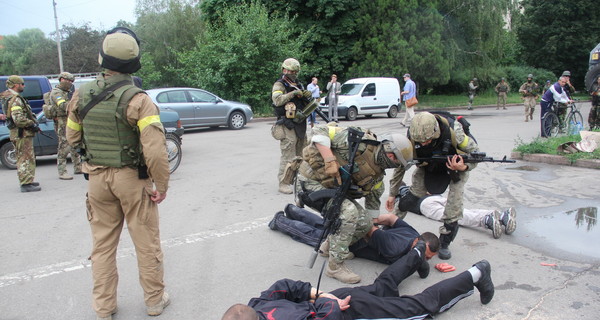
<box><xmin>271</xmin><ymin>58</ymin><xmax>312</xmax><ymax>194</ymax></box>
<box><xmin>467</xmin><ymin>78</ymin><xmax>478</xmax><ymax>110</ymax></box>
<box><xmin>50</xmin><ymin>72</ymin><xmax>81</xmax><ymax>180</ymax></box>
<box><xmin>543</xmin><ymin>80</ymin><xmax>552</xmax><ymax>95</ymax></box>
<box><xmin>296</xmin><ymin>124</ymin><xmax>413</xmax><ymax>283</ymax></box>
<box><xmin>519</xmin><ymin>74</ymin><xmax>539</xmax><ymax>122</ymax></box>
<box><xmin>494</xmin><ymin>78</ymin><xmax>510</xmax><ymax>110</ymax></box>
<box><xmin>1</xmin><ymin>75</ymin><xmax>41</xmax><ymax>192</ymax></box>
<box><xmin>66</xmin><ymin>27</ymin><xmax>170</xmax><ymax>320</ymax></box>
<box><xmin>589</xmin><ymin>76</ymin><xmax>600</xmax><ymax>130</ymax></box>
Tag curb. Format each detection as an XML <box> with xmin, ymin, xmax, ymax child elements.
<box><xmin>510</xmin><ymin>152</ymin><xmax>600</xmax><ymax>169</ymax></box>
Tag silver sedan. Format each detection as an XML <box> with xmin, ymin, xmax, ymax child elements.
<box><xmin>146</xmin><ymin>87</ymin><xmax>254</xmax><ymax>130</ymax></box>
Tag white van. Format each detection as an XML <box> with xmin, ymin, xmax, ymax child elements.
<box><xmin>320</xmin><ymin>77</ymin><xmax>401</xmax><ymax>121</ymax></box>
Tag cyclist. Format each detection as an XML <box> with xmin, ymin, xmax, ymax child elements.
<box><xmin>540</xmin><ymin>76</ymin><xmax>572</xmax><ymax>137</ymax></box>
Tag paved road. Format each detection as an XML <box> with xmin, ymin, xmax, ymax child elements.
<box><xmin>1</xmin><ymin>103</ymin><xmax>598</xmax><ymax>319</ymax></box>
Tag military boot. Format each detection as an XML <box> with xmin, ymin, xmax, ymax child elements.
<box><xmin>525</xmin><ymin>114</ymin><xmax>529</xmax><ymax>122</ymax></box>
<box><xmin>529</xmin><ymin>112</ymin><xmax>534</xmax><ymax>120</ymax></box>
<box><xmin>20</xmin><ymin>184</ymin><xmax>41</xmax><ymax>192</ymax></box>
<box><xmin>500</xmin><ymin>207</ymin><xmax>517</xmax><ymax>235</ymax></box>
<box><xmin>484</xmin><ymin>210</ymin><xmax>502</xmax><ymax>239</ymax></box>
<box><xmin>278</xmin><ymin>183</ymin><xmax>292</xmax><ymax>194</ymax></box>
<box><xmin>318</xmin><ymin>239</ymin><xmax>330</xmax><ymax>257</ymax></box>
<box><xmin>59</xmin><ymin>172</ymin><xmax>73</xmax><ymax>180</ymax></box>
<box><xmin>438</xmin><ymin>222</ymin><xmax>459</xmax><ymax>260</ymax></box>
<box><xmin>325</xmin><ymin>259</ymin><xmax>361</xmax><ymax>284</ymax></box>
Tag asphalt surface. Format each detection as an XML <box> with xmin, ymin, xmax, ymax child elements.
<box><xmin>0</xmin><ymin>102</ymin><xmax>599</xmax><ymax>320</ymax></box>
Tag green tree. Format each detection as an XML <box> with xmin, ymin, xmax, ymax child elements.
<box><xmin>59</xmin><ymin>24</ymin><xmax>104</xmax><ymax>74</ymax></box>
<box><xmin>135</xmin><ymin>0</ymin><xmax>205</xmax><ymax>87</ymax></box>
<box><xmin>177</xmin><ymin>1</ymin><xmax>309</xmax><ymax>113</ymax></box>
<box><xmin>0</xmin><ymin>29</ymin><xmax>54</xmax><ymax>75</ymax></box>
<box><xmin>517</xmin><ymin>0</ymin><xmax>600</xmax><ymax>88</ymax></box>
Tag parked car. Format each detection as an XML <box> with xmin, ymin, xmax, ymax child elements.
<box><xmin>0</xmin><ymin>111</ymin><xmax>184</xmax><ymax>173</ymax></box>
<box><xmin>0</xmin><ymin>75</ymin><xmax>52</xmax><ymax>115</ymax></box>
<box><xmin>319</xmin><ymin>77</ymin><xmax>401</xmax><ymax>121</ymax></box>
<box><xmin>146</xmin><ymin>87</ymin><xmax>253</xmax><ymax>130</ymax></box>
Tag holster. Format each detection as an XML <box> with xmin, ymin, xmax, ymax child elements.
<box><xmin>281</xmin><ymin>156</ymin><xmax>303</xmax><ymax>185</ymax></box>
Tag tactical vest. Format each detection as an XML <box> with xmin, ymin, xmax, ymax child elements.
<box><xmin>78</xmin><ymin>76</ymin><xmax>144</xmax><ymax>168</ymax></box>
<box><xmin>273</xmin><ymin>78</ymin><xmax>306</xmax><ymax>119</ymax></box>
<box><xmin>300</xmin><ymin>127</ymin><xmax>383</xmax><ymax>192</ymax></box>
<box><xmin>522</xmin><ymin>82</ymin><xmax>538</xmax><ymax>97</ymax></box>
<box><xmin>412</xmin><ymin>115</ymin><xmax>459</xmax><ymax>173</ymax></box>
<box><xmin>497</xmin><ymin>83</ymin><xmax>509</xmax><ymax>92</ymax></box>
<box><xmin>2</xmin><ymin>91</ymin><xmax>33</xmax><ymax>130</ymax></box>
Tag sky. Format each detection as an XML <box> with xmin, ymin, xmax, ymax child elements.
<box><xmin>0</xmin><ymin>0</ymin><xmax>137</xmax><ymax>36</ymax></box>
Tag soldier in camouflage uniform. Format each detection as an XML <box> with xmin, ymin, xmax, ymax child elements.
<box><xmin>1</xmin><ymin>76</ymin><xmax>41</xmax><ymax>192</ymax></box>
<box><xmin>386</xmin><ymin>112</ymin><xmax>479</xmax><ymax>260</ymax></box>
<box><xmin>467</xmin><ymin>78</ymin><xmax>478</xmax><ymax>110</ymax></box>
<box><xmin>50</xmin><ymin>72</ymin><xmax>81</xmax><ymax>180</ymax></box>
<box><xmin>589</xmin><ymin>76</ymin><xmax>600</xmax><ymax>130</ymax></box>
<box><xmin>519</xmin><ymin>74</ymin><xmax>539</xmax><ymax>122</ymax></box>
<box><xmin>494</xmin><ymin>78</ymin><xmax>510</xmax><ymax>110</ymax></box>
<box><xmin>296</xmin><ymin>123</ymin><xmax>412</xmax><ymax>283</ymax></box>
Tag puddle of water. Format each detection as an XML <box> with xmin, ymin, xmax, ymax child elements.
<box><xmin>524</xmin><ymin>207</ymin><xmax>599</xmax><ymax>260</ymax></box>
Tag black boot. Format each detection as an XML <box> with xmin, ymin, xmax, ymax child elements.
<box><xmin>473</xmin><ymin>260</ymin><xmax>494</xmax><ymax>304</ymax></box>
<box><xmin>438</xmin><ymin>222</ymin><xmax>459</xmax><ymax>260</ymax></box>
<box><xmin>20</xmin><ymin>183</ymin><xmax>41</xmax><ymax>192</ymax></box>
<box><xmin>396</xmin><ymin>186</ymin><xmax>422</xmax><ymax>214</ymax></box>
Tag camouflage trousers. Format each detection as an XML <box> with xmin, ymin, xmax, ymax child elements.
<box><xmin>407</xmin><ymin>167</ymin><xmax>468</xmax><ymax>224</ymax></box>
<box><xmin>497</xmin><ymin>92</ymin><xmax>507</xmax><ymax>108</ymax></box>
<box><xmin>55</xmin><ymin>118</ymin><xmax>81</xmax><ymax>174</ymax></box>
<box><xmin>589</xmin><ymin>104</ymin><xmax>600</xmax><ymax>130</ymax></box>
<box><xmin>11</xmin><ymin>136</ymin><xmax>35</xmax><ymax>185</ymax></box>
<box><xmin>271</xmin><ymin>124</ymin><xmax>306</xmax><ymax>183</ymax></box>
<box><xmin>523</xmin><ymin>96</ymin><xmax>536</xmax><ymax>116</ymax></box>
<box><xmin>297</xmin><ymin>176</ymin><xmax>372</xmax><ymax>263</ymax></box>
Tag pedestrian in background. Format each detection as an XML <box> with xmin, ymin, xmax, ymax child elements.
<box><xmin>494</xmin><ymin>78</ymin><xmax>510</xmax><ymax>110</ymax></box>
<box><xmin>66</xmin><ymin>27</ymin><xmax>171</xmax><ymax>320</ymax></box>
<box><xmin>326</xmin><ymin>74</ymin><xmax>341</xmax><ymax>122</ymax></box>
<box><xmin>467</xmin><ymin>78</ymin><xmax>478</xmax><ymax>110</ymax></box>
<box><xmin>306</xmin><ymin>77</ymin><xmax>321</xmax><ymax>128</ymax></box>
<box><xmin>400</xmin><ymin>73</ymin><xmax>417</xmax><ymax>127</ymax></box>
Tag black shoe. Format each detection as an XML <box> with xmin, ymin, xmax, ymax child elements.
<box><xmin>473</xmin><ymin>260</ymin><xmax>494</xmax><ymax>304</ymax></box>
<box><xmin>30</xmin><ymin>182</ymin><xmax>40</xmax><ymax>186</ymax></box>
<box><xmin>438</xmin><ymin>247</ymin><xmax>451</xmax><ymax>260</ymax></box>
<box><xmin>417</xmin><ymin>260</ymin><xmax>430</xmax><ymax>279</ymax></box>
<box><xmin>20</xmin><ymin>184</ymin><xmax>41</xmax><ymax>192</ymax></box>
<box><xmin>268</xmin><ymin>211</ymin><xmax>284</xmax><ymax>230</ymax></box>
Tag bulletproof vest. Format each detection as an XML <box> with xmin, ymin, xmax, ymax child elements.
<box><xmin>498</xmin><ymin>83</ymin><xmax>509</xmax><ymax>92</ymax></box>
<box><xmin>522</xmin><ymin>82</ymin><xmax>538</xmax><ymax>96</ymax></box>
<box><xmin>413</xmin><ymin>115</ymin><xmax>458</xmax><ymax>173</ymax></box>
<box><xmin>78</xmin><ymin>76</ymin><xmax>143</xmax><ymax>168</ymax></box>
<box><xmin>273</xmin><ymin>78</ymin><xmax>307</xmax><ymax>118</ymax></box>
<box><xmin>1</xmin><ymin>90</ymin><xmax>33</xmax><ymax>130</ymax></box>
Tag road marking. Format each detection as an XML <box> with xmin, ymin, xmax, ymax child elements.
<box><xmin>0</xmin><ymin>217</ymin><xmax>270</xmax><ymax>288</ymax></box>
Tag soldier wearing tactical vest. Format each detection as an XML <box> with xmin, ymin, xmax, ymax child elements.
<box><xmin>296</xmin><ymin>123</ymin><xmax>413</xmax><ymax>283</ymax></box>
<box><xmin>519</xmin><ymin>74</ymin><xmax>539</xmax><ymax>122</ymax></box>
<box><xmin>494</xmin><ymin>78</ymin><xmax>510</xmax><ymax>110</ymax></box>
<box><xmin>387</xmin><ymin>112</ymin><xmax>479</xmax><ymax>260</ymax></box>
<box><xmin>271</xmin><ymin>58</ymin><xmax>313</xmax><ymax>194</ymax></box>
<box><xmin>49</xmin><ymin>72</ymin><xmax>82</xmax><ymax>180</ymax></box>
<box><xmin>1</xmin><ymin>75</ymin><xmax>41</xmax><ymax>192</ymax></box>
<box><xmin>66</xmin><ymin>27</ymin><xmax>170</xmax><ymax>320</ymax></box>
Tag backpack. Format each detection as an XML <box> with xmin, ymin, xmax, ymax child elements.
<box><xmin>429</xmin><ymin>110</ymin><xmax>477</xmax><ymax>143</ymax></box>
<box><xmin>41</xmin><ymin>91</ymin><xmax>56</xmax><ymax>119</ymax></box>
<box><xmin>1</xmin><ymin>90</ymin><xmax>16</xmax><ymax>128</ymax></box>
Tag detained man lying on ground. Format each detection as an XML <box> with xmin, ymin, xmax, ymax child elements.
<box><xmin>221</xmin><ymin>241</ymin><xmax>495</xmax><ymax>320</ymax></box>
<box><xmin>396</xmin><ymin>185</ymin><xmax>517</xmax><ymax>239</ymax></box>
<box><xmin>268</xmin><ymin>204</ymin><xmax>439</xmax><ymax>278</ymax></box>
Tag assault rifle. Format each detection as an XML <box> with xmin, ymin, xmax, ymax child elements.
<box><xmin>411</xmin><ymin>152</ymin><xmax>516</xmax><ymax>166</ymax></box>
<box><xmin>307</xmin><ymin>127</ymin><xmax>364</xmax><ymax>269</ymax></box>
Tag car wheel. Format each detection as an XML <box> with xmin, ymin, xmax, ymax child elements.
<box><xmin>228</xmin><ymin>111</ymin><xmax>246</xmax><ymax>130</ymax></box>
<box><xmin>387</xmin><ymin>105</ymin><xmax>399</xmax><ymax>118</ymax></box>
<box><xmin>346</xmin><ymin>107</ymin><xmax>358</xmax><ymax>121</ymax></box>
<box><xmin>0</xmin><ymin>142</ymin><xmax>17</xmax><ymax>170</ymax></box>
<box><xmin>165</xmin><ymin>133</ymin><xmax>182</xmax><ymax>174</ymax></box>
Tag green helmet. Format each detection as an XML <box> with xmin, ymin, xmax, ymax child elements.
<box><xmin>6</xmin><ymin>75</ymin><xmax>24</xmax><ymax>88</ymax></box>
<box><xmin>472</xmin><ymin>78</ymin><xmax>478</xmax><ymax>81</ymax></box>
<box><xmin>59</xmin><ymin>72</ymin><xmax>75</xmax><ymax>81</ymax></box>
<box><xmin>381</xmin><ymin>134</ymin><xmax>413</xmax><ymax>167</ymax></box>
<box><xmin>527</xmin><ymin>74</ymin><xmax>533</xmax><ymax>78</ymax></box>
<box><xmin>281</xmin><ymin>58</ymin><xmax>300</xmax><ymax>72</ymax></box>
<box><xmin>409</xmin><ymin>112</ymin><xmax>440</xmax><ymax>143</ymax></box>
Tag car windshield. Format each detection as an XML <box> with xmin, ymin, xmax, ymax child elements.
<box><xmin>340</xmin><ymin>83</ymin><xmax>363</xmax><ymax>95</ymax></box>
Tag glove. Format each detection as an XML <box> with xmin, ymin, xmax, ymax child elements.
<box><xmin>292</xmin><ymin>90</ymin><xmax>303</xmax><ymax>98</ymax></box>
<box><xmin>302</xmin><ymin>90</ymin><xmax>313</xmax><ymax>99</ymax></box>
<box><xmin>324</xmin><ymin>157</ymin><xmax>342</xmax><ymax>185</ymax></box>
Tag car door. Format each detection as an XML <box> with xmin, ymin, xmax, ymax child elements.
<box><xmin>186</xmin><ymin>89</ymin><xmax>226</xmax><ymax>126</ymax></box>
<box><xmin>358</xmin><ymin>83</ymin><xmax>379</xmax><ymax>113</ymax></box>
<box><xmin>155</xmin><ymin>90</ymin><xmax>195</xmax><ymax>127</ymax></box>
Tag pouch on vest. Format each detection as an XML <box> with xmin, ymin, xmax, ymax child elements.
<box><xmin>281</xmin><ymin>156</ymin><xmax>303</xmax><ymax>185</ymax></box>
<box><xmin>42</xmin><ymin>92</ymin><xmax>57</xmax><ymax>119</ymax></box>
<box><xmin>285</xmin><ymin>102</ymin><xmax>296</xmax><ymax>119</ymax></box>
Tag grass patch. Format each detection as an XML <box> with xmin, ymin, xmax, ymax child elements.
<box><xmin>514</xmin><ymin>132</ymin><xmax>600</xmax><ymax>163</ymax></box>
<box><xmin>417</xmin><ymin>92</ymin><xmax>589</xmax><ymax>109</ymax></box>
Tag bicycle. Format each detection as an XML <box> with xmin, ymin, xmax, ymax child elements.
<box><xmin>541</xmin><ymin>100</ymin><xmax>584</xmax><ymax>137</ymax></box>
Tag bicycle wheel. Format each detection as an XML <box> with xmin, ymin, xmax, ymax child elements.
<box><xmin>165</xmin><ymin>133</ymin><xmax>182</xmax><ymax>173</ymax></box>
<box><xmin>542</xmin><ymin>112</ymin><xmax>560</xmax><ymax>137</ymax></box>
<box><xmin>566</xmin><ymin>111</ymin><xmax>584</xmax><ymax>135</ymax></box>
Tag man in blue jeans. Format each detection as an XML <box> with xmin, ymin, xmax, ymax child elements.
<box><xmin>306</xmin><ymin>77</ymin><xmax>321</xmax><ymax>127</ymax></box>
<box><xmin>221</xmin><ymin>242</ymin><xmax>494</xmax><ymax>320</ymax></box>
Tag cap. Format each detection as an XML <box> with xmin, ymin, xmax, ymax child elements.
<box><xmin>403</xmin><ymin>73</ymin><xmax>411</xmax><ymax>78</ymax></box>
<box><xmin>58</xmin><ymin>72</ymin><xmax>75</xmax><ymax>81</ymax></box>
<box><xmin>562</xmin><ymin>71</ymin><xmax>571</xmax><ymax>77</ymax></box>
<box><xmin>6</xmin><ymin>75</ymin><xmax>24</xmax><ymax>88</ymax></box>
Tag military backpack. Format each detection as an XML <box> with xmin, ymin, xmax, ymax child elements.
<box><xmin>41</xmin><ymin>92</ymin><xmax>57</xmax><ymax>119</ymax></box>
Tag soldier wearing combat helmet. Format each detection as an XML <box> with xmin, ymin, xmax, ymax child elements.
<box><xmin>296</xmin><ymin>123</ymin><xmax>414</xmax><ymax>283</ymax></box>
<box><xmin>66</xmin><ymin>27</ymin><xmax>170</xmax><ymax>320</ymax></box>
<box><xmin>1</xmin><ymin>75</ymin><xmax>41</xmax><ymax>192</ymax></box>
<box><xmin>49</xmin><ymin>71</ymin><xmax>81</xmax><ymax>180</ymax></box>
<box><xmin>386</xmin><ymin>112</ymin><xmax>479</xmax><ymax>260</ymax></box>
<box><xmin>271</xmin><ymin>58</ymin><xmax>313</xmax><ymax>194</ymax></box>
<box><xmin>519</xmin><ymin>74</ymin><xmax>539</xmax><ymax>122</ymax></box>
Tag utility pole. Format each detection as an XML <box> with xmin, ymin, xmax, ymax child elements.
<box><xmin>53</xmin><ymin>0</ymin><xmax>64</xmax><ymax>73</ymax></box>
